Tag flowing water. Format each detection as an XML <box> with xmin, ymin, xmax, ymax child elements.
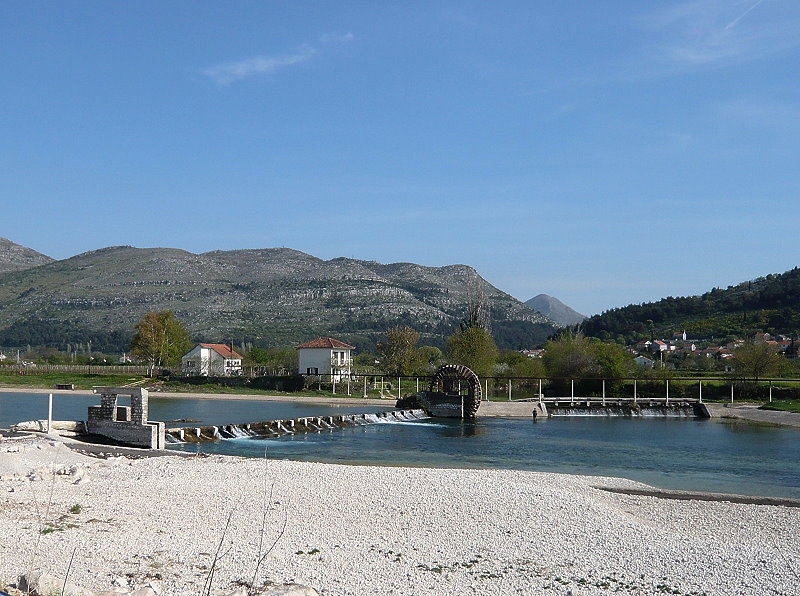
<box><xmin>2</xmin><ymin>391</ymin><xmax>799</xmax><ymax>499</ymax></box>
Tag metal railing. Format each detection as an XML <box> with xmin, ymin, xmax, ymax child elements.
<box><xmin>3</xmin><ymin>364</ymin><xmax>798</xmax><ymax>403</ymax></box>
<box><xmin>0</xmin><ymin>364</ymin><xmax>153</xmax><ymax>376</ymax></box>
<box><xmin>301</xmin><ymin>373</ymin><xmax>800</xmax><ymax>403</ymax></box>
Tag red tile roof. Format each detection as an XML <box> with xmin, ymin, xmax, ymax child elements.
<box><xmin>296</xmin><ymin>337</ymin><xmax>355</xmax><ymax>350</ymax></box>
<box><xmin>201</xmin><ymin>343</ymin><xmax>243</xmax><ymax>359</ymax></box>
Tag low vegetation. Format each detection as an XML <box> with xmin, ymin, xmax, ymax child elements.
<box><xmin>761</xmin><ymin>400</ymin><xmax>800</xmax><ymax>414</ymax></box>
<box><xmin>0</xmin><ymin>370</ymin><xmax>149</xmax><ymax>391</ymax></box>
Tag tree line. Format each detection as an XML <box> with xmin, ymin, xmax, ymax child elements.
<box><xmin>581</xmin><ymin>267</ymin><xmax>800</xmax><ymax>343</ymax></box>
<box><xmin>8</xmin><ymin>307</ymin><xmax>799</xmax><ymax>386</ymax></box>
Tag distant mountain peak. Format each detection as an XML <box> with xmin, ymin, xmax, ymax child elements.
<box><xmin>525</xmin><ymin>294</ymin><xmax>586</xmax><ymax>327</ymax></box>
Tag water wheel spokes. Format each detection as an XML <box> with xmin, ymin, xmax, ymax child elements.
<box><xmin>428</xmin><ymin>364</ymin><xmax>482</xmax><ymax>418</ymax></box>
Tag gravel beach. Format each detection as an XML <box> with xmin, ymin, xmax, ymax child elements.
<box><xmin>1</xmin><ymin>433</ymin><xmax>799</xmax><ymax>596</ymax></box>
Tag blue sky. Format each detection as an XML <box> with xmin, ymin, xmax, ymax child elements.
<box><xmin>2</xmin><ymin>1</ymin><xmax>798</xmax><ymax>316</ymax></box>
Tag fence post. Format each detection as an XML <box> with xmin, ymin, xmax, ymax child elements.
<box><xmin>602</xmin><ymin>379</ymin><xmax>606</xmax><ymax>406</ymax></box>
<box><xmin>769</xmin><ymin>380</ymin><xmax>773</xmax><ymax>403</ymax></box>
<box><xmin>508</xmin><ymin>379</ymin><xmax>512</xmax><ymax>401</ymax></box>
<box><xmin>398</xmin><ymin>376</ymin><xmax>401</xmax><ymax>400</ymax></box>
<box><xmin>47</xmin><ymin>393</ymin><xmax>53</xmax><ymax>434</ymax></box>
<box><xmin>571</xmin><ymin>379</ymin><xmax>575</xmax><ymax>404</ymax></box>
<box><xmin>332</xmin><ymin>377</ymin><xmax>336</xmax><ymax>394</ymax></box>
<box><xmin>666</xmin><ymin>379</ymin><xmax>669</xmax><ymax>405</ymax></box>
<box><xmin>731</xmin><ymin>383</ymin><xmax>734</xmax><ymax>403</ymax></box>
<box><xmin>699</xmin><ymin>380</ymin><xmax>703</xmax><ymax>403</ymax></box>
<box><xmin>538</xmin><ymin>378</ymin><xmax>543</xmax><ymax>403</ymax></box>
<box><xmin>633</xmin><ymin>379</ymin><xmax>637</xmax><ymax>403</ymax></box>
<box><xmin>363</xmin><ymin>376</ymin><xmax>368</xmax><ymax>398</ymax></box>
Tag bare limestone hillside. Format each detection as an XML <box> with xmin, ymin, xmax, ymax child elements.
<box><xmin>0</xmin><ymin>237</ymin><xmax>53</xmax><ymax>274</ymax></box>
<box><xmin>0</xmin><ymin>244</ymin><xmax>555</xmax><ymax>350</ymax></box>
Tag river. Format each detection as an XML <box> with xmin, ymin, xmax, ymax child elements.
<box><xmin>2</xmin><ymin>390</ymin><xmax>799</xmax><ymax>499</ymax></box>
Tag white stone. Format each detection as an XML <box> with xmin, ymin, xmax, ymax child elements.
<box><xmin>260</xmin><ymin>584</ymin><xmax>320</xmax><ymax>596</ymax></box>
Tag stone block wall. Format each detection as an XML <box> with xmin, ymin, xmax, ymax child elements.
<box><xmin>86</xmin><ymin>387</ymin><xmax>165</xmax><ymax>449</ymax></box>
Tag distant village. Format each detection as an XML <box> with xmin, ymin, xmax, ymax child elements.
<box><xmin>524</xmin><ymin>330</ymin><xmax>796</xmax><ymax>371</ymax></box>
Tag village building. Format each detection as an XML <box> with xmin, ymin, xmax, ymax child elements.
<box><xmin>522</xmin><ymin>349</ymin><xmax>545</xmax><ymax>358</ymax></box>
<box><xmin>296</xmin><ymin>337</ymin><xmax>355</xmax><ymax>381</ymax></box>
<box><xmin>181</xmin><ymin>343</ymin><xmax>243</xmax><ymax>376</ymax></box>
<box><xmin>650</xmin><ymin>340</ymin><xmax>671</xmax><ymax>353</ymax></box>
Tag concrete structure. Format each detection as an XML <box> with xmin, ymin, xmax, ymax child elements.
<box><xmin>165</xmin><ymin>409</ymin><xmax>428</xmax><ymax>443</ymax></box>
<box><xmin>181</xmin><ymin>343</ymin><xmax>243</xmax><ymax>376</ymax></box>
<box><xmin>296</xmin><ymin>337</ymin><xmax>354</xmax><ymax>381</ymax></box>
<box><xmin>528</xmin><ymin>396</ymin><xmax>710</xmax><ymax>418</ymax></box>
<box><xmin>87</xmin><ymin>386</ymin><xmax>165</xmax><ymax>449</ymax></box>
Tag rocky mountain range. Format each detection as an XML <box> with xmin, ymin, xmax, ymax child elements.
<box><xmin>0</xmin><ymin>238</ymin><xmax>558</xmax><ymax>353</ymax></box>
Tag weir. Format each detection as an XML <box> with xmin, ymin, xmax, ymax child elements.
<box><xmin>531</xmin><ymin>398</ymin><xmax>710</xmax><ymax>419</ymax></box>
<box><xmin>165</xmin><ymin>408</ymin><xmax>428</xmax><ymax>444</ymax></box>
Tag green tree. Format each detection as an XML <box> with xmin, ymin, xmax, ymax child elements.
<box><xmin>730</xmin><ymin>341</ymin><xmax>786</xmax><ymax>381</ymax></box>
<box><xmin>497</xmin><ymin>349</ymin><xmax>545</xmax><ymax>378</ymax></box>
<box><xmin>130</xmin><ymin>310</ymin><xmax>192</xmax><ymax>375</ymax></box>
<box><xmin>416</xmin><ymin>345</ymin><xmax>444</xmax><ymax>374</ymax></box>
<box><xmin>542</xmin><ymin>329</ymin><xmax>595</xmax><ymax>380</ymax></box>
<box><xmin>376</xmin><ymin>326</ymin><xmax>421</xmax><ymax>376</ymax></box>
<box><xmin>447</xmin><ymin>326</ymin><xmax>498</xmax><ymax>378</ymax></box>
<box><xmin>245</xmin><ymin>346</ymin><xmax>270</xmax><ymax>365</ymax></box>
<box><xmin>353</xmin><ymin>350</ymin><xmax>379</xmax><ymax>371</ymax></box>
<box><xmin>590</xmin><ymin>339</ymin><xmax>634</xmax><ymax>380</ymax></box>
<box><xmin>245</xmin><ymin>346</ymin><xmax>297</xmax><ymax>373</ymax></box>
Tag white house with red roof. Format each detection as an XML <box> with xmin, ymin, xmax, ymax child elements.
<box><xmin>296</xmin><ymin>337</ymin><xmax>355</xmax><ymax>381</ymax></box>
<box><xmin>181</xmin><ymin>343</ymin><xmax>243</xmax><ymax>376</ymax></box>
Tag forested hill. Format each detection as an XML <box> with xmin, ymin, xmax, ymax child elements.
<box><xmin>581</xmin><ymin>267</ymin><xmax>800</xmax><ymax>343</ymax></box>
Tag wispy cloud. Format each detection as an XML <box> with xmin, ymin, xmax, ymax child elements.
<box><xmin>725</xmin><ymin>0</ymin><xmax>767</xmax><ymax>30</ymax></box>
<box><xmin>644</xmin><ymin>0</ymin><xmax>800</xmax><ymax>67</ymax></box>
<box><xmin>202</xmin><ymin>33</ymin><xmax>353</xmax><ymax>85</ymax></box>
<box><xmin>202</xmin><ymin>45</ymin><xmax>316</xmax><ymax>85</ymax></box>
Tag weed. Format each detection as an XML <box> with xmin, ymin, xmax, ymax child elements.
<box><xmin>40</xmin><ymin>523</ymin><xmax>63</xmax><ymax>535</ymax></box>
<box><xmin>417</xmin><ymin>563</ymin><xmax>445</xmax><ymax>574</ymax></box>
<box><xmin>69</xmin><ymin>504</ymin><xmax>82</xmax><ymax>515</ymax></box>
<box><xmin>417</xmin><ymin>555</ymin><xmax>490</xmax><ymax>577</ymax></box>
<box><xmin>248</xmin><ymin>449</ymin><xmax>289</xmax><ymax>590</ymax></box>
<box><xmin>372</xmin><ymin>547</ymin><xmax>403</xmax><ymax>563</ymax></box>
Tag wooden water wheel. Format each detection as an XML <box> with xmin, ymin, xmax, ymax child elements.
<box><xmin>428</xmin><ymin>364</ymin><xmax>482</xmax><ymax>418</ymax></box>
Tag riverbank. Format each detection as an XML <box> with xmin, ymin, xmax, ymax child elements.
<box><xmin>705</xmin><ymin>402</ymin><xmax>800</xmax><ymax>428</ymax></box>
<box><xmin>1</xmin><ymin>433</ymin><xmax>798</xmax><ymax>596</ymax></box>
